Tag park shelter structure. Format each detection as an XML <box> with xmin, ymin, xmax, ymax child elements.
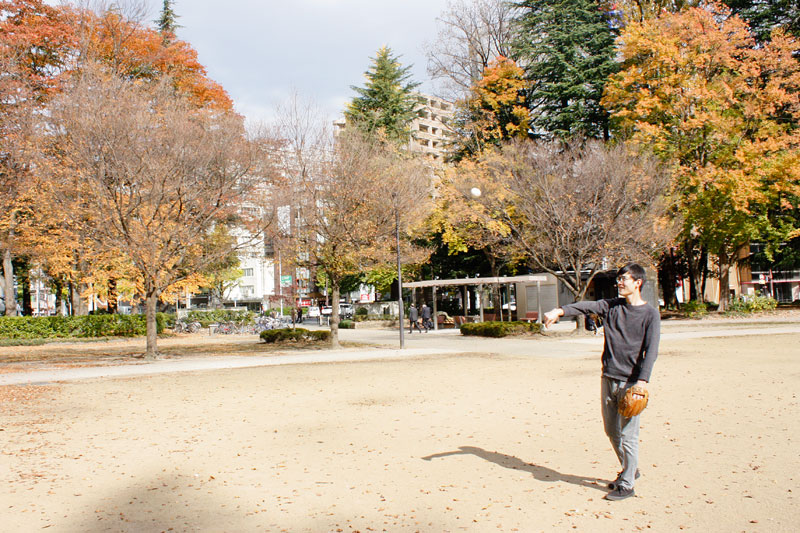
<box><xmin>404</xmin><ymin>274</ymin><xmax>546</xmax><ymax>329</ymax></box>
<box><xmin>404</xmin><ymin>269</ymin><xmax>660</xmax><ymax>329</ymax></box>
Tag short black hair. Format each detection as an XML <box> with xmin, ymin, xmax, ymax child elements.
<box><xmin>618</xmin><ymin>263</ymin><xmax>646</xmax><ymax>287</ymax></box>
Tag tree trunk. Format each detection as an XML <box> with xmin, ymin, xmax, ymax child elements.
<box><xmin>484</xmin><ymin>250</ymin><xmax>503</xmax><ymax>321</ymax></box>
<box><xmin>145</xmin><ymin>289</ymin><xmax>159</xmax><ymax>360</ymax></box>
<box><xmin>21</xmin><ymin>273</ymin><xmax>32</xmax><ymax>315</ymax></box>
<box><xmin>574</xmin><ymin>313</ymin><xmax>586</xmax><ymax>333</ymax></box>
<box><xmin>659</xmin><ymin>251</ymin><xmax>678</xmax><ymax>310</ymax></box>
<box><xmin>330</xmin><ymin>285</ymin><xmax>340</xmax><ymax>349</ymax></box>
<box><xmin>67</xmin><ymin>281</ymin><xmax>74</xmax><ymax>316</ymax></box>
<box><xmin>18</xmin><ymin>260</ymin><xmax>32</xmax><ymax>316</ymax></box>
<box><xmin>492</xmin><ymin>285</ymin><xmax>503</xmax><ymax>321</ymax></box>
<box><xmin>72</xmin><ymin>282</ymin><xmax>90</xmax><ymax>316</ymax></box>
<box><xmin>53</xmin><ymin>278</ymin><xmax>64</xmax><ymax>316</ymax></box>
<box><xmin>211</xmin><ymin>286</ymin><xmax>223</xmax><ymax>309</ymax></box>
<box><xmin>717</xmin><ymin>249</ymin><xmax>731</xmax><ymax>312</ymax></box>
<box><xmin>573</xmin><ymin>283</ymin><xmax>589</xmax><ymax>333</ymax></box>
<box><xmin>3</xmin><ymin>248</ymin><xmax>17</xmax><ymax>316</ymax></box>
<box><xmin>699</xmin><ymin>247</ymin><xmax>709</xmax><ymax>301</ymax></box>
<box><xmin>685</xmin><ymin>240</ymin><xmax>699</xmax><ymax>302</ymax></box>
<box><xmin>108</xmin><ymin>278</ymin><xmax>118</xmax><ymax>314</ymax></box>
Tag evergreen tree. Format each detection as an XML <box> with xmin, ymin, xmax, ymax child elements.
<box><xmin>345</xmin><ymin>46</ymin><xmax>421</xmax><ymax>144</ymax></box>
<box><xmin>156</xmin><ymin>0</ymin><xmax>180</xmax><ymax>43</ymax></box>
<box><xmin>512</xmin><ymin>0</ymin><xmax>619</xmax><ymax>140</ymax></box>
<box><xmin>722</xmin><ymin>0</ymin><xmax>799</xmax><ymax>44</ymax></box>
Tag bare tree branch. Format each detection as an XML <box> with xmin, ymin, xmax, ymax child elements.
<box><xmin>43</xmin><ymin>63</ymin><xmax>279</xmax><ymax>358</ymax></box>
<box><xmin>425</xmin><ymin>0</ymin><xmax>518</xmax><ymax>100</ymax></box>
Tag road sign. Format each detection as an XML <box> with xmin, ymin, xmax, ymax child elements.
<box><xmin>280</xmin><ymin>275</ymin><xmax>292</xmax><ymax>287</ymax></box>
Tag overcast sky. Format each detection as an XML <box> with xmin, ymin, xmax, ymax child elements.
<box><xmin>168</xmin><ymin>0</ymin><xmax>451</xmax><ymax>126</ymax></box>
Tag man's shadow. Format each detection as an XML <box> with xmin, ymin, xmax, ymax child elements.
<box><xmin>422</xmin><ymin>446</ymin><xmax>606</xmax><ymax>492</ymax></box>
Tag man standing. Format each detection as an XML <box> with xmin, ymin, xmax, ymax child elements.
<box><xmin>408</xmin><ymin>303</ymin><xmax>423</xmax><ymax>333</ymax></box>
<box><xmin>543</xmin><ymin>263</ymin><xmax>660</xmax><ymax>501</ymax></box>
<box><xmin>420</xmin><ymin>303</ymin><xmax>432</xmax><ymax>332</ymax></box>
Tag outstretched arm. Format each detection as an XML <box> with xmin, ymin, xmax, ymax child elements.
<box><xmin>543</xmin><ymin>308</ymin><xmax>564</xmax><ymax>328</ymax></box>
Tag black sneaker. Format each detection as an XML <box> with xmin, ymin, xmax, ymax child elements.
<box><xmin>607</xmin><ymin>469</ymin><xmax>640</xmax><ymax>490</ymax></box>
<box><xmin>605</xmin><ymin>486</ymin><xmax>635</xmax><ymax>501</ymax></box>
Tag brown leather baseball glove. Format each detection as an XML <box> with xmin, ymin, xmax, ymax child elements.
<box><xmin>618</xmin><ymin>385</ymin><xmax>649</xmax><ymax>417</ymax></box>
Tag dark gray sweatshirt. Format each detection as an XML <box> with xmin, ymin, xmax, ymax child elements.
<box><xmin>560</xmin><ymin>298</ymin><xmax>660</xmax><ymax>382</ymax></box>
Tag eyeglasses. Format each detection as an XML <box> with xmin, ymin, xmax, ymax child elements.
<box><xmin>617</xmin><ymin>275</ymin><xmax>634</xmax><ymax>283</ymax></box>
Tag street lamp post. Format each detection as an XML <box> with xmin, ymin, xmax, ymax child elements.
<box><xmin>395</xmin><ymin>203</ymin><xmax>405</xmax><ymax>349</ymax></box>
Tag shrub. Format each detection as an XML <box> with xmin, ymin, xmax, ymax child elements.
<box><xmin>188</xmin><ymin>309</ymin><xmax>253</xmax><ymax>327</ymax></box>
<box><xmin>681</xmin><ymin>300</ymin><xmax>708</xmax><ymax>318</ymax></box>
<box><xmin>726</xmin><ymin>295</ymin><xmax>778</xmax><ymax>314</ymax></box>
<box><xmin>155</xmin><ymin>312</ymin><xmax>167</xmax><ymax>333</ymax></box>
<box><xmin>355</xmin><ymin>307</ymin><xmax>369</xmax><ymax>317</ymax></box>
<box><xmin>339</xmin><ymin>320</ymin><xmax>355</xmax><ymax>329</ymax></box>
<box><xmin>460</xmin><ymin>321</ymin><xmax>542</xmax><ymax>337</ymax></box>
<box><xmin>308</xmin><ymin>330</ymin><xmax>331</xmax><ymax>342</ymax></box>
<box><xmin>0</xmin><ymin>313</ymin><xmax>164</xmax><ymax>339</ymax></box>
<box><xmin>749</xmin><ymin>295</ymin><xmax>778</xmax><ymax>311</ymax></box>
<box><xmin>259</xmin><ymin>328</ymin><xmax>331</xmax><ymax>344</ymax></box>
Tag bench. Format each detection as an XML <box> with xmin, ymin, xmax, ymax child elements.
<box><xmin>437</xmin><ymin>314</ymin><xmax>455</xmax><ymax>328</ymax></box>
<box><xmin>519</xmin><ymin>311</ymin><xmax>538</xmax><ymax>323</ymax></box>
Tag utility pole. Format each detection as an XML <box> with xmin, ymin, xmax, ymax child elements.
<box><xmin>395</xmin><ymin>198</ymin><xmax>405</xmax><ymax>349</ymax></box>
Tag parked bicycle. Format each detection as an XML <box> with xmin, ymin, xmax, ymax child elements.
<box><xmin>173</xmin><ymin>319</ymin><xmax>202</xmax><ymax>334</ymax></box>
<box><xmin>212</xmin><ymin>319</ymin><xmax>262</xmax><ymax>335</ymax></box>
<box><xmin>212</xmin><ymin>321</ymin><xmax>236</xmax><ymax>334</ymax></box>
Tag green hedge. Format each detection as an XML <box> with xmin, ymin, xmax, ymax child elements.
<box><xmin>259</xmin><ymin>328</ymin><xmax>331</xmax><ymax>344</ymax></box>
<box><xmin>339</xmin><ymin>320</ymin><xmax>355</xmax><ymax>329</ymax></box>
<box><xmin>0</xmin><ymin>313</ymin><xmax>166</xmax><ymax>339</ymax></box>
<box><xmin>460</xmin><ymin>321</ymin><xmax>543</xmax><ymax>337</ymax></box>
<box><xmin>187</xmin><ymin>309</ymin><xmax>254</xmax><ymax>327</ymax></box>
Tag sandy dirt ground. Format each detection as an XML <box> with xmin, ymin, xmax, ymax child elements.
<box><xmin>1</xmin><ymin>327</ymin><xmax>798</xmax><ymax>532</ymax></box>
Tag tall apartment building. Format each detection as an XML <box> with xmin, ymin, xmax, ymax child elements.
<box><xmin>408</xmin><ymin>93</ymin><xmax>454</xmax><ymax>162</ymax></box>
<box><xmin>334</xmin><ymin>92</ymin><xmax>455</xmax><ymax>163</ymax></box>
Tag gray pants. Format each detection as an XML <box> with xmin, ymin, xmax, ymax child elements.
<box><xmin>601</xmin><ymin>377</ymin><xmax>641</xmax><ymax>489</ymax></box>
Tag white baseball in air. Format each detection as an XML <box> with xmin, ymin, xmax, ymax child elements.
<box><xmin>470</xmin><ymin>187</ymin><xmax>482</xmax><ymax>198</ymax></box>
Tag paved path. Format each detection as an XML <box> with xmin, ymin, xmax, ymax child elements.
<box><xmin>0</xmin><ymin>347</ymin><xmax>461</xmax><ymax>386</ymax></box>
<box><xmin>2</xmin><ymin>320</ymin><xmax>798</xmax><ymax>386</ymax></box>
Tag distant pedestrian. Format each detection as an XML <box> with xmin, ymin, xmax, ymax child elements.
<box><xmin>297</xmin><ymin>306</ymin><xmax>303</xmax><ymax>324</ymax></box>
<box><xmin>420</xmin><ymin>303</ymin><xmax>432</xmax><ymax>332</ymax></box>
<box><xmin>409</xmin><ymin>303</ymin><xmax>423</xmax><ymax>333</ymax></box>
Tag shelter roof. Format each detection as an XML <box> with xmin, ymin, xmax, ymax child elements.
<box><xmin>404</xmin><ymin>274</ymin><xmax>548</xmax><ymax>288</ymax></box>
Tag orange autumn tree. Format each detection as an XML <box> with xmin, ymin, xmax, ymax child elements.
<box><xmin>3</xmin><ymin>1</ymin><xmax>238</xmax><ymax>316</ymax></box>
<box><xmin>602</xmin><ymin>3</ymin><xmax>800</xmax><ymax>310</ymax></box>
<box><xmin>432</xmin><ymin>155</ymin><xmax>519</xmax><ymax>316</ymax></box>
<box><xmin>450</xmin><ymin>56</ymin><xmax>530</xmax><ymax>160</ymax></box>
<box><xmin>79</xmin><ymin>6</ymin><xmax>232</xmax><ymax>110</ymax></box>
<box><xmin>433</xmin><ymin>56</ymin><xmax>529</xmax><ymax>312</ymax></box>
<box><xmin>0</xmin><ymin>0</ymin><xmax>78</xmax><ymax>314</ymax></box>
